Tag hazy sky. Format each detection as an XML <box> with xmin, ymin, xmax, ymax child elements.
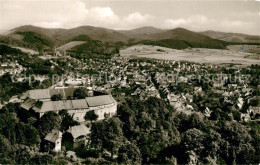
<box><xmin>0</xmin><ymin>0</ymin><xmax>259</xmax><ymax>35</ymax></box>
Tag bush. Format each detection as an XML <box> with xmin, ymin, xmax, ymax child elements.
<box><xmin>51</xmin><ymin>94</ymin><xmax>62</xmax><ymax>101</ymax></box>
<box><xmin>73</xmin><ymin>88</ymin><xmax>87</xmax><ymax>99</ymax></box>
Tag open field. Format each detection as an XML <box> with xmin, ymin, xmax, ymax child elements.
<box><xmin>227</xmin><ymin>45</ymin><xmax>260</xmax><ymax>54</ymax></box>
<box><xmin>57</xmin><ymin>41</ymin><xmax>86</xmax><ymax>51</ymax></box>
<box><xmin>120</xmin><ymin>45</ymin><xmax>260</xmax><ymax>66</ymax></box>
<box><xmin>12</xmin><ymin>46</ymin><xmax>39</xmax><ymax>55</ymax></box>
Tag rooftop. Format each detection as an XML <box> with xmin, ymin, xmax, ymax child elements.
<box><xmin>32</xmin><ymin>99</ymin><xmax>88</xmax><ymax>112</ymax></box>
<box><xmin>66</xmin><ymin>124</ymin><xmax>90</xmax><ymax>139</ymax></box>
<box><xmin>22</xmin><ymin>87</ymin><xmax>77</xmax><ymax>100</ymax></box>
<box><xmin>44</xmin><ymin>129</ymin><xmax>62</xmax><ymax>143</ymax></box>
<box><xmin>85</xmin><ymin>95</ymin><xmax>116</xmax><ymax>107</ymax></box>
<box><xmin>29</xmin><ymin>95</ymin><xmax>116</xmax><ymax>113</ymax></box>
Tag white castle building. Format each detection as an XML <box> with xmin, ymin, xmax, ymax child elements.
<box><xmin>21</xmin><ymin>87</ymin><xmax>117</xmax><ymax>122</ymax></box>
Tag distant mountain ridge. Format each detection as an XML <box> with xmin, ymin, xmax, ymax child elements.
<box><xmin>200</xmin><ymin>30</ymin><xmax>260</xmax><ymax>43</ymax></box>
<box><xmin>1</xmin><ymin>25</ymin><xmax>260</xmax><ymax>52</ymax></box>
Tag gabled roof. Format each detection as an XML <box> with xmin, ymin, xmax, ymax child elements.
<box><xmin>21</xmin><ymin>98</ymin><xmax>36</xmax><ymax>110</ymax></box>
<box><xmin>26</xmin><ymin>87</ymin><xmax>77</xmax><ymax>100</ymax></box>
<box><xmin>44</xmin><ymin>129</ymin><xmax>62</xmax><ymax>143</ymax></box>
<box><xmin>32</xmin><ymin>99</ymin><xmax>88</xmax><ymax>113</ymax></box>
<box><xmin>66</xmin><ymin>124</ymin><xmax>90</xmax><ymax>139</ymax></box>
<box><xmin>29</xmin><ymin>89</ymin><xmax>50</xmax><ymax>100</ymax></box>
<box><xmin>85</xmin><ymin>95</ymin><xmax>116</xmax><ymax>107</ymax></box>
<box><xmin>72</xmin><ymin>99</ymin><xmax>89</xmax><ymax>109</ymax></box>
<box><xmin>26</xmin><ymin>93</ymin><xmax>116</xmax><ymax>112</ymax></box>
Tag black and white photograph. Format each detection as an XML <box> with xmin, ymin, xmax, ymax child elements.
<box><xmin>0</xmin><ymin>0</ymin><xmax>259</xmax><ymax>164</ymax></box>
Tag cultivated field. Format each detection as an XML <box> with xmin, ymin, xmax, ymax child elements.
<box><xmin>57</xmin><ymin>41</ymin><xmax>86</xmax><ymax>51</ymax></box>
<box><xmin>120</xmin><ymin>45</ymin><xmax>260</xmax><ymax>66</ymax></box>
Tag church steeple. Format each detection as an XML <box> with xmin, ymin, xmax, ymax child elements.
<box><xmin>86</xmin><ymin>79</ymin><xmax>93</xmax><ymax>97</ymax></box>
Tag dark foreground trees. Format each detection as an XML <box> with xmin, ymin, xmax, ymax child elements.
<box><xmin>90</xmin><ymin>117</ymin><xmax>124</xmax><ymax>158</ymax></box>
<box><xmin>0</xmin><ymin>104</ymin><xmax>73</xmax><ymax>164</ymax></box>
<box><xmin>0</xmin><ymin>96</ymin><xmax>258</xmax><ymax>164</ymax></box>
<box><xmin>87</xmin><ymin>97</ymin><xmax>259</xmax><ymax>164</ymax></box>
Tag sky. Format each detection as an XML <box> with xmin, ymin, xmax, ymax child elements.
<box><xmin>0</xmin><ymin>0</ymin><xmax>259</xmax><ymax>35</ymax></box>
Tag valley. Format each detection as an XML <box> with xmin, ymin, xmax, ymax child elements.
<box><xmin>120</xmin><ymin>45</ymin><xmax>260</xmax><ymax>66</ymax></box>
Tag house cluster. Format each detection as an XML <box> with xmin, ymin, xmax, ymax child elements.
<box><xmin>149</xmin><ymin>61</ymin><xmax>259</xmax><ymax>121</ymax></box>
<box><xmin>71</xmin><ymin>56</ymin><xmax>258</xmax><ymax>121</ymax></box>
<box><xmin>168</xmin><ymin>93</ymin><xmax>193</xmax><ymax>112</ymax></box>
<box><xmin>0</xmin><ymin>61</ymin><xmax>25</xmax><ymax>76</ymax></box>
<box><xmin>8</xmin><ymin>52</ymin><xmax>258</xmax><ymax>124</ymax></box>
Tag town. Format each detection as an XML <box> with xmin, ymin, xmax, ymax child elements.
<box><xmin>0</xmin><ymin>41</ymin><xmax>259</xmax><ymax>164</ymax></box>
<box><xmin>0</xmin><ymin>1</ymin><xmax>260</xmax><ymax>162</ymax></box>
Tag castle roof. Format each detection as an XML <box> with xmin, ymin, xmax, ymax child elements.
<box><xmin>22</xmin><ymin>87</ymin><xmax>77</xmax><ymax>100</ymax></box>
<box><xmin>32</xmin><ymin>99</ymin><xmax>88</xmax><ymax>113</ymax></box>
<box><xmin>85</xmin><ymin>95</ymin><xmax>116</xmax><ymax>107</ymax></box>
<box><xmin>29</xmin><ymin>95</ymin><xmax>115</xmax><ymax>113</ymax></box>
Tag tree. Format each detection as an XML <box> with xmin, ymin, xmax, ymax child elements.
<box><xmin>118</xmin><ymin>143</ymin><xmax>142</xmax><ymax>164</ymax></box>
<box><xmin>250</xmin><ymin>98</ymin><xmax>259</xmax><ymax>106</ymax></box>
<box><xmin>0</xmin><ymin>135</ymin><xmax>13</xmax><ymax>161</ymax></box>
<box><xmin>221</xmin><ymin>122</ymin><xmax>255</xmax><ymax>164</ymax></box>
<box><xmin>16</xmin><ymin>122</ymin><xmax>40</xmax><ymax>146</ymax></box>
<box><xmin>30</xmin><ymin>154</ymin><xmax>54</xmax><ymax>164</ymax></box>
<box><xmin>15</xmin><ymin>146</ymin><xmax>33</xmax><ymax>164</ymax></box>
<box><xmin>62</xmin><ymin>132</ymin><xmax>74</xmax><ymax>151</ymax></box>
<box><xmin>181</xmin><ymin>128</ymin><xmax>205</xmax><ymax>160</ymax></box>
<box><xmin>85</xmin><ymin>110</ymin><xmax>98</xmax><ymax>122</ymax></box>
<box><xmin>73</xmin><ymin>88</ymin><xmax>87</xmax><ymax>99</ymax></box>
<box><xmin>232</xmin><ymin>110</ymin><xmax>241</xmax><ymax>121</ymax></box>
<box><xmin>51</xmin><ymin>94</ymin><xmax>62</xmax><ymax>101</ymax></box>
<box><xmin>60</xmin><ymin>110</ymin><xmax>79</xmax><ymax>132</ymax></box>
<box><xmin>202</xmin><ymin>130</ymin><xmax>222</xmax><ymax>160</ymax></box>
<box><xmin>0</xmin><ymin>113</ymin><xmax>18</xmax><ymax>144</ymax></box>
<box><xmin>91</xmin><ymin>118</ymin><xmax>124</xmax><ymax>158</ymax></box>
<box><xmin>37</xmin><ymin>112</ymin><xmax>61</xmax><ymax>137</ymax></box>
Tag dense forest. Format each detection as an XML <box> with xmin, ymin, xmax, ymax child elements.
<box><xmin>67</xmin><ymin>35</ymin><xmax>120</xmax><ymax>59</ymax></box>
<box><xmin>130</xmin><ymin>38</ymin><xmax>227</xmax><ymax>50</ymax></box>
<box><xmin>0</xmin><ymin>96</ymin><xmax>259</xmax><ymax>164</ymax></box>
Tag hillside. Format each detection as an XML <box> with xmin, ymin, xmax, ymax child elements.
<box><xmin>133</xmin><ymin>28</ymin><xmax>227</xmax><ymax>49</ymax></box>
<box><xmin>4</xmin><ymin>25</ymin><xmax>65</xmax><ymax>41</ymax></box>
<box><xmin>0</xmin><ymin>43</ymin><xmax>26</xmax><ymax>55</ymax></box>
<box><xmin>56</xmin><ymin>26</ymin><xmax>130</xmax><ymax>43</ymax></box>
<box><xmin>2</xmin><ymin>25</ymin><xmax>260</xmax><ymax>53</ymax></box>
<box><xmin>0</xmin><ymin>35</ymin><xmax>37</xmax><ymax>50</ymax></box>
<box><xmin>2</xmin><ymin>25</ymin><xmax>60</xmax><ymax>51</ymax></box>
<box><xmin>200</xmin><ymin>30</ymin><xmax>260</xmax><ymax>43</ymax></box>
<box><xmin>67</xmin><ymin>35</ymin><xmax>119</xmax><ymax>56</ymax></box>
<box><xmin>119</xmin><ymin>26</ymin><xmax>166</xmax><ymax>41</ymax></box>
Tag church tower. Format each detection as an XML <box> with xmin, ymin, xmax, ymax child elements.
<box><xmin>86</xmin><ymin>79</ymin><xmax>93</xmax><ymax>97</ymax></box>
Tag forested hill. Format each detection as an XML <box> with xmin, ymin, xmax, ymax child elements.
<box><xmin>2</xmin><ymin>25</ymin><xmax>259</xmax><ymax>53</ymax></box>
